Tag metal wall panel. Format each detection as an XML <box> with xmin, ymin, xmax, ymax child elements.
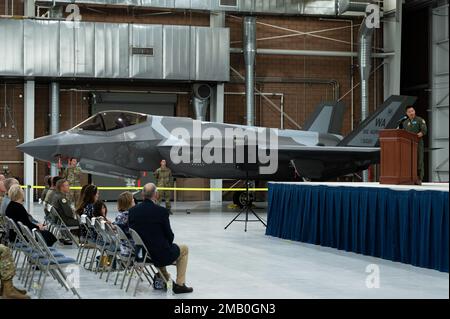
<box><xmin>0</xmin><ymin>19</ymin><xmax>23</xmax><ymax>76</ymax></box>
<box><xmin>191</xmin><ymin>27</ymin><xmax>230</xmax><ymax>81</ymax></box>
<box><xmin>130</xmin><ymin>24</ymin><xmax>163</xmax><ymax>79</ymax></box>
<box><xmin>24</xmin><ymin>20</ymin><xmax>59</xmax><ymax>77</ymax></box>
<box><xmin>174</xmin><ymin>0</ymin><xmax>191</xmax><ymax>9</ymax></box>
<box><xmin>140</xmin><ymin>0</ymin><xmax>175</xmax><ymax>8</ymax></box>
<box><xmin>36</xmin><ymin>0</ymin><xmax>339</xmax><ymax>15</ymax></box>
<box><xmin>303</xmin><ymin>0</ymin><xmax>336</xmax><ymax>15</ymax></box>
<box><xmin>75</xmin><ymin>22</ymin><xmax>95</xmax><ymax>77</ymax></box>
<box><xmin>430</xmin><ymin>4</ymin><xmax>449</xmax><ymax>182</ymax></box>
<box><xmin>163</xmin><ymin>25</ymin><xmax>191</xmax><ymax>80</ymax></box>
<box><xmin>0</xmin><ymin>19</ymin><xmax>229</xmax><ymax>81</ymax></box>
<box><xmin>59</xmin><ymin>22</ymin><xmax>75</xmax><ymax>76</ymax></box>
<box><xmin>285</xmin><ymin>0</ymin><xmax>304</xmax><ymax>13</ymax></box>
<box><xmin>111</xmin><ymin>0</ymin><xmax>140</xmax><ymax>5</ymax></box>
<box><xmin>95</xmin><ymin>23</ymin><xmax>129</xmax><ymax>78</ymax></box>
<box><xmin>190</xmin><ymin>0</ymin><xmax>210</xmax><ymax>10</ymax></box>
<box><xmin>254</xmin><ymin>0</ymin><xmax>286</xmax><ymax>14</ymax></box>
<box><xmin>239</xmin><ymin>0</ymin><xmax>254</xmax><ymax>12</ymax></box>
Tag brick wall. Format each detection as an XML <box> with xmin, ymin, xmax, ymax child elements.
<box><xmin>0</xmin><ymin>0</ymin><xmax>24</xmax><ymax>16</ymax></box>
<box><xmin>0</xmin><ymin>7</ymin><xmax>385</xmax><ymax>200</ymax></box>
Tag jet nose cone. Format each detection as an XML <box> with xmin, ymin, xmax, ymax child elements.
<box><xmin>16</xmin><ymin>136</ymin><xmax>59</xmax><ymax>162</ymax></box>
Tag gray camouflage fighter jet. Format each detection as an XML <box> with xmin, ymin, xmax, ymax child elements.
<box><xmin>18</xmin><ymin>95</ymin><xmax>415</xmax><ymax>182</ymax></box>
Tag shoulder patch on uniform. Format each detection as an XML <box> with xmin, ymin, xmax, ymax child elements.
<box><xmin>62</xmin><ymin>198</ymin><xmax>67</xmax><ymax>204</ymax></box>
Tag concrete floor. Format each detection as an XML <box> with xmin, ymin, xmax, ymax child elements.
<box><xmin>16</xmin><ymin>201</ymin><xmax>449</xmax><ymax>299</ymax></box>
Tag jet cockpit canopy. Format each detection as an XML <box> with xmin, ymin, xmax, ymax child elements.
<box><xmin>73</xmin><ymin>111</ymin><xmax>148</xmax><ymax>132</ymax></box>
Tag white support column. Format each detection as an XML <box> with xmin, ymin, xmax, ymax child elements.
<box><xmin>210</xmin><ymin>12</ymin><xmax>225</xmax><ymax>204</ymax></box>
<box><xmin>384</xmin><ymin>0</ymin><xmax>402</xmax><ymax>99</ymax></box>
<box><xmin>24</xmin><ymin>81</ymin><xmax>35</xmax><ymax>214</ymax></box>
<box><xmin>210</xmin><ymin>83</ymin><xmax>225</xmax><ymax>204</ymax></box>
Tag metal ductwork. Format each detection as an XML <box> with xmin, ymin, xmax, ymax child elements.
<box><xmin>0</xmin><ymin>19</ymin><xmax>229</xmax><ymax>82</ymax></box>
<box><xmin>192</xmin><ymin>84</ymin><xmax>212</xmax><ymax>121</ymax></box>
<box><xmin>337</xmin><ymin>0</ymin><xmax>371</xmax><ymax>15</ymax></box>
<box><xmin>35</xmin><ymin>0</ymin><xmax>369</xmax><ymax>16</ymax></box>
<box><xmin>243</xmin><ymin>16</ymin><xmax>256</xmax><ymax>127</ymax></box>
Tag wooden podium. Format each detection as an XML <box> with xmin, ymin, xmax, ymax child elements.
<box><xmin>379</xmin><ymin>129</ymin><xmax>419</xmax><ymax>185</ymax></box>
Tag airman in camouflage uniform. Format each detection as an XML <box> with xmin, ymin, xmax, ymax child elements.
<box><xmin>154</xmin><ymin>160</ymin><xmax>173</xmax><ymax>212</ymax></box>
<box><xmin>401</xmin><ymin>106</ymin><xmax>428</xmax><ymax>183</ymax></box>
<box><xmin>0</xmin><ymin>244</ymin><xmax>30</xmax><ymax>298</ymax></box>
<box><xmin>63</xmin><ymin>158</ymin><xmax>83</xmax><ymax>205</ymax></box>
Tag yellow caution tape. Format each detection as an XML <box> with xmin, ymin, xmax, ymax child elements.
<box><xmin>21</xmin><ymin>185</ymin><xmax>268</xmax><ymax>192</ymax></box>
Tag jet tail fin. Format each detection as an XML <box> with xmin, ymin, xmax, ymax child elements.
<box><xmin>338</xmin><ymin>95</ymin><xmax>417</xmax><ymax>147</ymax></box>
<box><xmin>303</xmin><ymin>101</ymin><xmax>346</xmax><ymax>135</ymax></box>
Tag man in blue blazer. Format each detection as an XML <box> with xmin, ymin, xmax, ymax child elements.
<box><xmin>129</xmin><ymin>183</ymin><xmax>193</xmax><ymax>294</ymax></box>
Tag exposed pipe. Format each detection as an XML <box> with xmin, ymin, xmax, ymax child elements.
<box><xmin>359</xmin><ymin>17</ymin><xmax>374</xmax><ymax>182</ymax></box>
<box><xmin>230</xmin><ymin>47</ymin><xmax>393</xmax><ymax>58</ymax></box>
<box><xmin>359</xmin><ymin>17</ymin><xmax>374</xmax><ymax>124</ymax></box>
<box><xmin>59</xmin><ymin>88</ymin><xmax>191</xmax><ymax>95</ymax></box>
<box><xmin>243</xmin><ymin>16</ymin><xmax>256</xmax><ymax>127</ymax></box>
<box><xmin>50</xmin><ymin>82</ymin><xmax>60</xmax><ymax>176</ymax></box>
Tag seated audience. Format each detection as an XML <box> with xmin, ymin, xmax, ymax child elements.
<box><xmin>6</xmin><ymin>185</ymin><xmax>57</xmax><ymax>247</ymax></box>
<box><xmin>76</xmin><ymin>184</ymin><xmax>90</xmax><ymax>212</ymax></box>
<box><xmin>92</xmin><ymin>200</ymin><xmax>114</xmax><ymax>227</ymax></box>
<box><xmin>0</xmin><ymin>178</ymin><xmax>19</xmax><ymax>216</ymax></box>
<box><xmin>129</xmin><ymin>183</ymin><xmax>193</xmax><ymax>294</ymax></box>
<box><xmin>75</xmin><ymin>184</ymin><xmax>99</xmax><ymax>218</ymax></box>
<box><xmin>44</xmin><ymin>176</ymin><xmax>63</xmax><ymax>218</ymax></box>
<box><xmin>114</xmin><ymin>192</ymin><xmax>135</xmax><ymax>256</ymax></box>
<box><xmin>51</xmin><ymin>179</ymin><xmax>80</xmax><ymax>245</ymax></box>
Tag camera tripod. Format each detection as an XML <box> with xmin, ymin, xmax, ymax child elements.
<box><xmin>224</xmin><ymin>171</ymin><xmax>267</xmax><ymax>232</ymax></box>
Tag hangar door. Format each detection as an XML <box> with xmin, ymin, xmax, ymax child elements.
<box><xmin>91</xmin><ymin>92</ymin><xmax>177</xmax><ymax>201</ymax></box>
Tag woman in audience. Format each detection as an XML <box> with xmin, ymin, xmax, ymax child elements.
<box><xmin>75</xmin><ymin>184</ymin><xmax>99</xmax><ymax>218</ymax></box>
<box><xmin>114</xmin><ymin>192</ymin><xmax>135</xmax><ymax>255</ymax></box>
<box><xmin>76</xmin><ymin>184</ymin><xmax>90</xmax><ymax>212</ymax></box>
<box><xmin>5</xmin><ymin>185</ymin><xmax>57</xmax><ymax>246</ymax></box>
<box><xmin>92</xmin><ymin>200</ymin><xmax>114</xmax><ymax>226</ymax></box>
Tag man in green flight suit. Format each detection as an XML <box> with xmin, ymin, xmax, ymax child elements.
<box><xmin>401</xmin><ymin>105</ymin><xmax>428</xmax><ymax>184</ymax></box>
<box><xmin>154</xmin><ymin>160</ymin><xmax>173</xmax><ymax>213</ymax></box>
<box><xmin>50</xmin><ymin>179</ymin><xmax>80</xmax><ymax>245</ymax></box>
<box><xmin>63</xmin><ymin>158</ymin><xmax>83</xmax><ymax>205</ymax></box>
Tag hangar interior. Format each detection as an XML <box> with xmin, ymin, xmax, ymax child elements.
<box><xmin>0</xmin><ymin>0</ymin><xmax>448</xmax><ymax>299</ymax></box>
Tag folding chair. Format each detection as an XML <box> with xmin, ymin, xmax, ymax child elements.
<box><xmin>33</xmin><ymin>230</ymin><xmax>81</xmax><ymax>299</ymax></box>
<box><xmin>16</xmin><ymin>222</ymin><xmax>65</xmax><ymax>290</ymax></box>
<box><xmin>79</xmin><ymin>215</ymin><xmax>99</xmax><ymax>271</ymax></box>
<box><xmin>127</xmin><ymin>228</ymin><xmax>162</xmax><ymax>297</ymax></box>
<box><xmin>48</xmin><ymin>205</ymin><xmax>80</xmax><ymax>247</ymax></box>
<box><xmin>113</xmin><ymin>226</ymin><xmax>135</xmax><ymax>290</ymax></box>
<box><xmin>4</xmin><ymin>217</ymin><xmax>33</xmax><ymax>269</ymax></box>
<box><xmin>92</xmin><ymin>219</ymin><xmax>117</xmax><ymax>275</ymax></box>
<box><xmin>76</xmin><ymin>214</ymin><xmax>97</xmax><ymax>264</ymax></box>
